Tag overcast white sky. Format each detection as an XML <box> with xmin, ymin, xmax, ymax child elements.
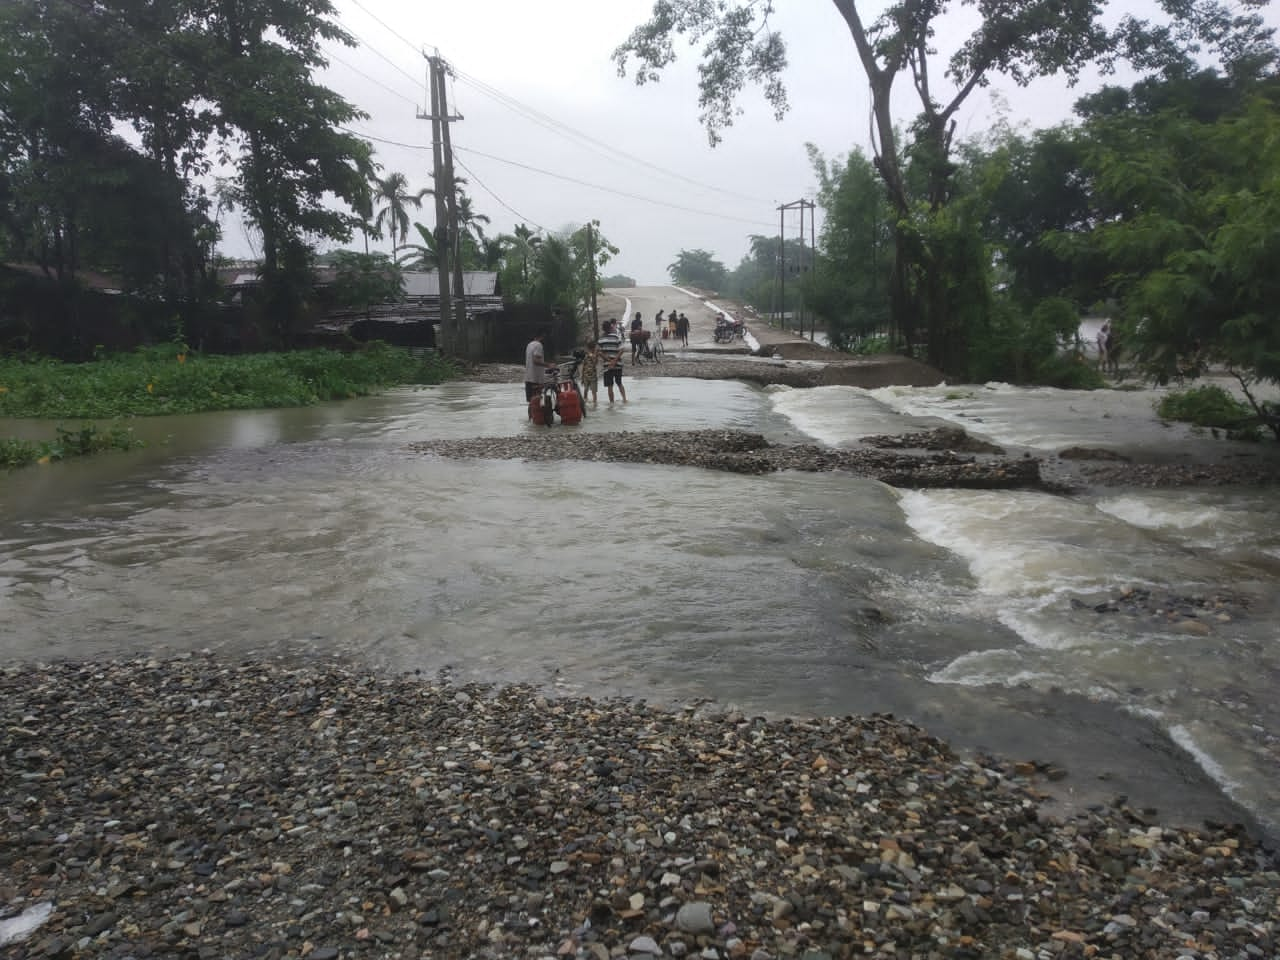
<box><xmin>217</xmin><ymin>0</ymin><xmax>1279</xmax><ymax>284</ymax></box>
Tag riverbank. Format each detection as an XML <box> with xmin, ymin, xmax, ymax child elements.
<box><xmin>2</xmin><ymin>655</ymin><xmax>1276</xmax><ymax>959</ymax></box>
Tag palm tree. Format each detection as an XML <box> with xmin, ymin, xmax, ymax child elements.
<box><xmin>502</xmin><ymin>223</ymin><xmax>542</xmax><ymax>287</ymax></box>
<box><xmin>373</xmin><ymin>173</ymin><xmax>428</xmax><ymax>252</ymax></box>
<box><xmin>477</xmin><ymin>236</ymin><xmax>508</xmax><ymax>271</ymax></box>
<box><xmin>454</xmin><ymin>189</ymin><xmax>491</xmax><ymax>247</ymax></box>
<box><xmin>395</xmin><ymin>222</ymin><xmax>442</xmax><ymax>271</ymax></box>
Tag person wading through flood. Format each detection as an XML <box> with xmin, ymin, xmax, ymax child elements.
<box><xmin>599</xmin><ymin>319</ymin><xmax>627</xmax><ymax>403</ymax></box>
<box><xmin>524</xmin><ymin>330</ymin><xmax>549</xmax><ymax>403</ymax></box>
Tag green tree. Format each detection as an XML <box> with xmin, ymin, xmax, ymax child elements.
<box><xmin>497</xmin><ymin>223</ymin><xmax>543</xmax><ymax>301</ymax></box>
<box><xmin>0</xmin><ymin>0</ymin><xmax>216</xmax><ymax>293</ymax></box>
<box><xmin>805</xmin><ymin>145</ymin><xmax>893</xmax><ymax>349</ymax></box>
<box><xmin>373</xmin><ymin>172</ymin><xmax>427</xmax><ymax>252</ymax></box>
<box><xmin>396</xmin><ymin>222</ymin><xmax>442</xmax><ymax>271</ymax></box>
<box><xmin>1082</xmin><ymin>89</ymin><xmax>1280</xmax><ymax>403</ymax></box>
<box><xmin>330</xmin><ymin>251</ymin><xmax>404</xmax><ymax>319</ymax></box>
<box><xmin>204</xmin><ymin>0</ymin><xmax>376</xmax><ymax>343</ymax></box>
<box><xmin>615</xmin><ymin>0</ymin><xmax>1275</xmax><ymax>376</ymax></box>
<box><xmin>667</xmin><ymin>249</ymin><xmax>726</xmax><ymax>291</ymax></box>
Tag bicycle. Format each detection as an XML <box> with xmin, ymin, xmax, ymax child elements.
<box><xmin>636</xmin><ymin>336</ymin><xmax>663</xmax><ymax>364</ymax></box>
<box><xmin>529</xmin><ymin>352</ymin><xmax>585</xmax><ymax>426</ymax></box>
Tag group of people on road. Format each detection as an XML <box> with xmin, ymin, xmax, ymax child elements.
<box><xmin>525</xmin><ymin>307</ymin><xmax>708</xmax><ymax>413</ymax></box>
<box><xmin>655</xmin><ymin>309</ymin><xmax>691</xmax><ymax>346</ymax></box>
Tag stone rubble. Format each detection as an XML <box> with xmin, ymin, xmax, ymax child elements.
<box><xmin>409</xmin><ymin>430</ymin><xmax>1043</xmax><ymax>490</ymax></box>
<box><xmin>2</xmin><ymin>656</ymin><xmax>1277</xmax><ymax>960</ymax></box>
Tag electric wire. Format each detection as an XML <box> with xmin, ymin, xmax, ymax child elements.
<box><xmin>451</xmin><ymin>66</ymin><xmax>775</xmax><ymax>206</ymax></box>
<box><xmin>322</xmin><ymin>46</ymin><xmax>420</xmax><ymax>107</ymax></box>
<box><xmin>450</xmin><ymin>154</ymin><xmax>547</xmax><ymax>234</ymax></box>
<box><xmin>331</xmin><ymin>2</ymin><xmax>775</xmax><ymax>206</ymax></box>
<box><xmin>344</xmin><ymin>126</ymin><xmax>775</xmax><ymax>227</ymax></box>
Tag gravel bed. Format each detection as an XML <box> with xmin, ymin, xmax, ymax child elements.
<box><xmin>2</xmin><ymin>656</ymin><xmax>1277</xmax><ymax>960</ymax></box>
<box><xmin>409</xmin><ymin>430</ymin><xmax>1043</xmax><ymax>490</ymax></box>
<box><xmin>446</xmin><ymin>368</ymin><xmax>1280</xmax><ymax>489</ymax></box>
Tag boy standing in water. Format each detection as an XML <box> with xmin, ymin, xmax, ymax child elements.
<box><xmin>598</xmin><ymin>320</ymin><xmax>627</xmax><ymax>403</ymax></box>
<box><xmin>580</xmin><ymin>340</ymin><xmax>600</xmax><ymax>405</ymax></box>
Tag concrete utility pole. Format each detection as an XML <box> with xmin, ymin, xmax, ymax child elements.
<box><xmin>419</xmin><ymin>52</ymin><xmax>462</xmax><ymax>354</ymax></box>
<box><xmin>777</xmin><ymin>199</ymin><xmax>816</xmax><ymax>338</ymax></box>
<box><xmin>438</xmin><ymin>61</ymin><xmax>467</xmax><ymax>356</ymax></box>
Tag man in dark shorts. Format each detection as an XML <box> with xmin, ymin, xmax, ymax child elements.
<box><xmin>599</xmin><ymin>319</ymin><xmax>627</xmax><ymax>403</ymax></box>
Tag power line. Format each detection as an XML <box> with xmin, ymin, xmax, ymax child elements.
<box><xmin>342</xmin><ymin>127</ymin><xmax>765</xmax><ymax>224</ymax></box>
<box><xmin>454</xmin><ymin>145</ymin><xmax>777</xmax><ymax>229</ymax></box>
<box><xmin>322</xmin><ymin>46</ymin><xmax>420</xmax><ymax>107</ymax></box>
<box><xmin>451</xmin><ymin>67</ymin><xmax>774</xmax><ymax>206</ymax></box>
<box><xmin>344</xmin><ymin>0</ymin><xmax>431</xmax><ymax>57</ymax></box>
<box><xmin>342</xmin><ymin>125</ymin><xmax>774</xmax><ymax>227</ymax></box>
<box><xmin>331</xmin><ymin>3</ymin><xmax>775</xmax><ymax>206</ymax></box>
<box><xmin>451</xmin><ymin>154</ymin><xmax>546</xmax><ymax>234</ymax></box>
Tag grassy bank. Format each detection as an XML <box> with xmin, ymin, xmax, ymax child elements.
<box><xmin>0</xmin><ymin>343</ymin><xmax>458</xmax><ymax>468</ymax></box>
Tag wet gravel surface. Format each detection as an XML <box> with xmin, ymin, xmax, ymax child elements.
<box><xmin>461</xmin><ymin>364</ymin><xmax>1280</xmax><ymax>489</ymax></box>
<box><xmin>2</xmin><ymin>656</ymin><xmax>1277</xmax><ymax>960</ymax></box>
<box><xmin>409</xmin><ymin>430</ymin><xmax>1042</xmax><ymax>490</ymax></box>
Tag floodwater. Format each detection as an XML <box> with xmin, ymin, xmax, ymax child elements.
<box><xmin>3</xmin><ymin>374</ymin><xmax>1279</xmax><ymax>838</ymax></box>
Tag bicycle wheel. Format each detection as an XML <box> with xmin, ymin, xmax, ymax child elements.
<box><xmin>542</xmin><ymin>391</ymin><xmax>555</xmax><ymax>427</ymax></box>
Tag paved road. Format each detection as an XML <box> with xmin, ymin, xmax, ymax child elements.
<box><xmin>597</xmin><ymin>284</ymin><xmax>815</xmax><ymax>357</ymax></box>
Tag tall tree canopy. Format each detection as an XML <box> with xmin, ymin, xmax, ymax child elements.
<box><xmin>0</xmin><ymin>0</ymin><xmax>377</xmax><ymax>341</ymax></box>
<box><xmin>668</xmin><ymin>249</ymin><xmax>727</xmax><ymax>291</ymax></box>
<box><xmin>615</xmin><ymin>0</ymin><xmax>1277</xmax><ymax>375</ymax></box>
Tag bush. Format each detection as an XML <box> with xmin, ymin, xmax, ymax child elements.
<box><xmin>0</xmin><ymin>343</ymin><xmax>459</xmax><ymax>419</ymax></box>
<box><xmin>1</xmin><ymin>423</ymin><xmax>140</xmax><ymax>469</ymax></box>
<box><xmin>1156</xmin><ymin>385</ymin><xmax>1259</xmax><ymax>438</ymax></box>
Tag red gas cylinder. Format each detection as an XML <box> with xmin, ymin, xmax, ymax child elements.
<box><xmin>556</xmin><ymin>383</ymin><xmax>583</xmax><ymax>425</ymax></box>
<box><xmin>528</xmin><ymin>394</ymin><xmax>547</xmax><ymax>424</ymax></box>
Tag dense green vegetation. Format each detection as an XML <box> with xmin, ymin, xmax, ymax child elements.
<box><xmin>621</xmin><ymin>0</ymin><xmax>1280</xmax><ymax>411</ymax></box>
<box><xmin>1</xmin><ymin>424</ymin><xmax>141</xmax><ymax>470</ymax></box>
<box><xmin>0</xmin><ymin>344</ymin><xmax>457</xmax><ymax>420</ymax></box>
<box><xmin>1156</xmin><ymin>385</ymin><xmax>1276</xmax><ymax>441</ymax></box>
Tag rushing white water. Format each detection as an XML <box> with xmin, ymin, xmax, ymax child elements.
<box><xmin>766</xmin><ymin>381</ymin><xmax>1280</xmax><ymax>831</ymax></box>
<box><xmin>3</xmin><ymin>375</ymin><xmax>1279</xmax><ymax>834</ymax></box>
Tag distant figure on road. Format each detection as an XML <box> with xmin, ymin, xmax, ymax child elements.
<box><xmin>599</xmin><ymin>320</ymin><xmax>627</xmax><ymax>403</ymax></box>
<box><xmin>630</xmin><ymin>311</ymin><xmax>645</xmax><ymax>363</ymax></box>
<box><xmin>1097</xmin><ymin>320</ymin><xmax>1112</xmax><ymax>372</ymax></box>
<box><xmin>676</xmin><ymin>312</ymin><xmax>690</xmax><ymax>346</ymax></box>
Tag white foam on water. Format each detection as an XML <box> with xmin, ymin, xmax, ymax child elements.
<box><xmin>768</xmin><ymin>385</ymin><xmax>924</xmax><ymax>446</ymax></box>
<box><xmin>926</xmin><ymin>648</ymin><xmax>1054</xmax><ymax>686</ymax></box>
<box><xmin>1096</xmin><ymin>493</ymin><xmax>1225</xmax><ymax>535</ymax></box>
<box><xmin>1096</xmin><ymin>489</ymin><xmax>1280</xmax><ymax>562</ymax></box>
<box><xmin>0</xmin><ymin>902</ymin><xmax>54</xmax><ymax>946</ymax></box>
<box><xmin>1166</xmin><ymin>723</ymin><xmax>1245</xmax><ymax>801</ymax></box>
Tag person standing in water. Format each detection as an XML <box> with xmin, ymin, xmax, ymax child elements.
<box><xmin>579</xmin><ymin>339</ymin><xmax>601</xmax><ymax>406</ymax></box>
<box><xmin>599</xmin><ymin>319</ymin><xmax>627</xmax><ymax>403</ymax></box>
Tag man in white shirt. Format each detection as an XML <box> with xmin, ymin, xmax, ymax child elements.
<box><xmin>525</xmin><ymin>331</ymin><xmax>549</xmax><ymax>402</ymax></box>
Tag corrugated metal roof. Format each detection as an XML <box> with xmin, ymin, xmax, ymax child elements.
<box><xmin>403</xmin><ymin>271</ymin><xmax>497</xmax><ymax>297</ymax></box>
